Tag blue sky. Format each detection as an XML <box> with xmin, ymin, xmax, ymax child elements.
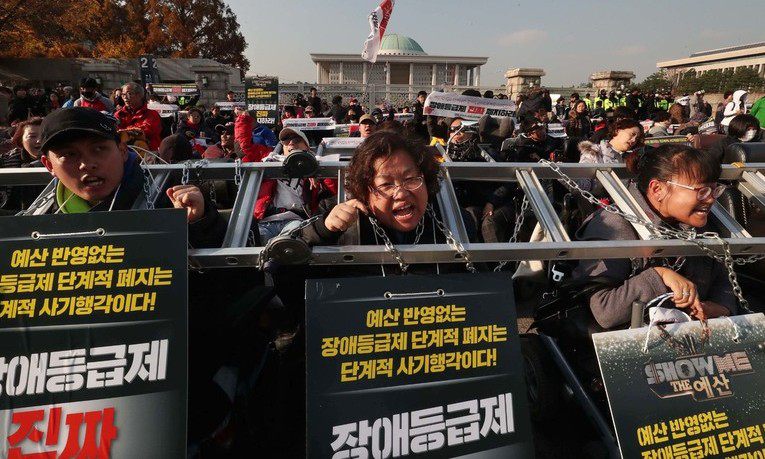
<box><xmin>228</xmin><ymin>0</ymin><xmax>765</xmax><ymax>86</ymax></box>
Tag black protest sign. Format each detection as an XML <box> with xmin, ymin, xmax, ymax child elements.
<box><xmin>306</xmin><ymin>273</ymin><xmax>533</xmax><ymax>458</ymax></box>
<box><xmin>139</xmin><ymin>55</ymin><xmax>160</xmax><ymax>86</ymax></box>
<box><xmin>0</xmin><ymin>209</ymin><xmax>187</xmax><ymax>458</ymax></box>
<box><xmin>593</xmin><ymin>314</ymin><xmax>765</xmax><ymax>458</ymax></box>
<box><xmin>245</xmin><ymin>76</ymin><xmax>279</xmax><ymax>127</ymax></box>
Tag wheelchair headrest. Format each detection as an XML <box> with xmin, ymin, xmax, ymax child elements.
<box><xmin>723</xmin><ymin>142</ymin><xmax>765</xmax><ymax>164</ymax></box>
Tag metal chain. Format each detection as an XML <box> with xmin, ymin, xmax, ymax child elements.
<box><xmin>540</xmin><ymin>159</ymin><xmax>762</xmax><ymax>310</ymax></box>
<box><xmin>368</xmin><ymin>216</ymin><xmax>410</xmax><ymax>273</ymax></box>
<box><xmin>181</xmin><ymin>161</ymin><xmax>191</xmax><ymax>186</ymax></box>
<box><xmin>234</xmin><ymin>158</ymin><xmax>243</xmax><ymax>187</ymax></box>
<box><xmin>139</xmin><ymin>163</ymin><xmax>156</xmax><ymax>210</ymax></box>
<box><xmin>426</xmin><ymin>205</ymin><xmax>477</xmax><ymax>273</ymax></box>
<box><xmin>495</xmin><ymin>195</ymin><xmax>530</xmax><ymax>272</ymax></box>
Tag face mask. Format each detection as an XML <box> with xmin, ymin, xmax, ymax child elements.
<box><xmin>741</xmin><ymin>130</ymin><xmax>757</xmax><ymax>142</ymax></box>
<box><xmin>81</xmin><ymin>91</ymin><xmax>95</xmax><ymax>99</ymax></box>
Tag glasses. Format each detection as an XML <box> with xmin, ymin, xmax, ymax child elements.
<box><xmin>666</xmin><ymin>181</ymin><xmax>726</xmax><ymax>201</ymax></box>
<box><xmin>281</xmin><ymin>136</ymin><xmax>302</xmax><ymax>145</ymax></box>
<box><xmin>371</xmin><ymin>176</ymin><xmax>425</xmax><ymax>198</ymax></box>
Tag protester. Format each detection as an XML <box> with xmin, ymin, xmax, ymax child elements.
<box><xmin>24</xmin><ymin>108</ymin><xmax>224</xmax><ymax>245</ymax></box>
<box><xmin>715</xmin><ymin>91</ymin><xmax>734</xmax><ymax>132</ymax></box>
<box><xmin>690</xmin><ymin>90</ymin><xmax>711</xmax><ymax>121</ymax></box>
<box><xmin>708</xmin><ymin>114</ymin><xmax>762</xmax><ymax>163</ymax></box>
<box><xmin>351</xmin><ymin>114</ymin><xmax>376</xmax><ymax>138</ymax></box>
<box><xmin>647</xmin><ymin>111</ymin><xmax>672</xmax><ymax>137</ymax></box>
<box><xmin>204</xmin><ymin>105</ymin><xmax>228</xmax><ymax>142</ymax></box>
<box><xmin>503</xmin><ymin>117</ymin><xmax>563</xmax><ymax>162</ymax></box>
<box><xmin>203</xmin><ymin>122</ymin><xmax>237</xmax><ymax>159</ymax></box>
<box><xmin>573</xmin><ymin>144</ymin><xmax>734</xmax><ymax>329</ymax></box>
<box><xmin>114</xmin><ymin>82</ymin><xmax>163</xmax><ymax>151</ymax></box>
<box><xmin>178</xmin><ymin>107</ymin><xmax>208</xmax><ymax>139</ymax></box>
<box><xmin>73</xmin><ymin>78</ymin><xmax>115</xmax><ymax>112</ymax></box>
<box><xmin>303</xmin><ymin>105</ymin><xmax>316</xmax><ymax>118</ymax></box>
<box><xmin>307</xmin><ymin>87</ymin><xmax>322</xmax><ymax>115</ymax></box>
<box><xmin>578</xmin><ymin>118</ymin><xmax>644</xmax><ymax>192</ymax></box>
<box><xmin>0</xmin><ymin>117</ymin><xmax>44</xmax><ymax>214</ymax></box>
<box><xmin>299</xmin><ymin>131</ymin><xmax>476</xmax><ymax>262</ymax></box>
<box><xmin>446</xmin><ymin>118</ymin><xmax>514</xmax><ymax>243</ymax></box>
<box><xmin>565</xmin><ymin>100</ymin><xmax>591</xmax><ymax>139</ymax></box>
<box><xmin>668</xmin><ymin>102</ymin><xmax>698</xmax><ymax>135</ymax></box>
<box><xmin>346</xmin><ymin>97</ymin><xmax>363</xmax><ymax>123</ymax></box>
<box><xmin>721</xmin><ymin>90</ymin><xmax>748</xmax><ymax>133</ymax></box>
<box><xmin>590</xmin><ymin>106</ymin><xmax>635</xmax><ymax>143</ymax></box>
<box><xmin>235</xmin><ymin>108</ymin><xmax>335</xmax><ymax>243</ymax></box>
<box><xmin>329</xmin><ymin>95</ymin><xmax>347</xmax><ymax>124</ymax></box>
<box><xmin>47</xmin><ymin>92</ymin><xmax>62</xmax><ymax>112</ymax></box>
<box><xmin>9</xmin><ymin>85</ymin><xmax>38</xmax><ymax>124</ymax></box>
<box><xmin>111</xmin><ymin>88</ymin><xmax>125</xmax><ymax>109</ymax></box>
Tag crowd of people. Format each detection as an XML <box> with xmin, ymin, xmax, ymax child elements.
<box><xmin>1</xmin><ymin>77</ymin><xmax>763</xmax><ymax>454</ymax></box>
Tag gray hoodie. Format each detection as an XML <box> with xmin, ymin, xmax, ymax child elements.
<box><xmin>572</xmin><ymin>183</ymin><xmax>736</xmax><ymax>329</ymax></box>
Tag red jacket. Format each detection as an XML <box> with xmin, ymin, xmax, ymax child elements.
<box><xmin>234</xmin><ymin>113</ymin><xmax>337</xmax><ymax>220</ymax></box>
<box><xmin>115</xmin><ymin>104</ymin><xmax>163</xmax><ymax>150</ymax></box>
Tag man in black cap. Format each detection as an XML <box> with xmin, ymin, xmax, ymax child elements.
<box><xmin>25</xmin><ymin>107</ymin><xmax>225</xmax><ymax>247</ymax></box>
<box><xmin>73</xmin><ymin>77</ymin><xmax>115</xmax><ymax>113</ymax></box>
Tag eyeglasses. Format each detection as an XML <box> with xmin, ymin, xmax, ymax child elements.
<box><xmin>371</xmin><ymin>176</ymin><xmax>425</xmax><ymax>198</ymax></box>
<box><xmin>281</xmin><ymin>136</ymin><xmax>302</xmax><ymax>145</ymax></box>
<box><xmin>666</xmin><ymin>181</ymin><xmax>726</xmax><ymax>201</ymax></box>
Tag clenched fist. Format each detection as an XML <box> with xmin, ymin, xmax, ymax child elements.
<box><xmin>166</xmin><ymin>185</ymin><xmax>205</xmax><ymax>223</ymax></box>
<box><xmin>325</xmin><ymin>199</ymin><xmax>368</xmax><ymax>233</ymax></box>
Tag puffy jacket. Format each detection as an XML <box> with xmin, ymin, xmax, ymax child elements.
<box><xmin>115</xmin><ymin>104</ymin><xmax>163</xmax><ymax>150</ymax></box>
<box><xmin>722</xmin><ymin>90</ymin><xmax>748</xmax><ymax>127</ymax></box>
<box><xmin>577</xmin><ymin>140</ymin><xmax>625</xmax><ymax>191</ymax></box>
<box><xmin>251</xmin><ymin>123</ymin><xmax>278</xmax><ymax>148</ymax></box>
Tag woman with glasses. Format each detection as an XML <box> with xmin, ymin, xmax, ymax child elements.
<box><xmin>299</xmin><ymin>130</ymin><xmax>476</xmax><ymax>274</ymax></box>
<box><xmin>572</xmin><ymin>144</ymin><xmax>736</xmax><ymax>330</ymax></box>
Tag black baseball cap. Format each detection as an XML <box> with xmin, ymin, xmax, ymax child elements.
<box><xmin>40</xmin><ymin>107</ymin><xmax>118</xmax><ymax>153</ymax></box>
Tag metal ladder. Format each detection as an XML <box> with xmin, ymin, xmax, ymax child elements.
<box><xmin>3</xmin><ymin>161</ymin><xmax>765</xmax><ymax>269</ymax></box>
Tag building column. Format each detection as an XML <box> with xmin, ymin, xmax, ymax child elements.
<box><xmin>362</xmin><ymin>62</ymin><xmax>368</xmax><ymax>84</ymax></box>
<box><xmin>454</xmin><ymin>64</ymin><xmax>460</xmax><ymax>85</ymax></box>
<box><xmin>431</xmin><ymin>64</ymin><xmax>437</xmax><ymax>87</ymax></box>
<box><xmin>316</xmin><ymin>62</ymin><xmax>321</xmax><ymax>84</ymax></box>
<box><xmin>474</xmin><ymin>66</ymin><xmax>481</xmax><ymax>86</ymax></box>
<box><xmin>385</xmin><ymin>61</ymin><xmax>391</xmax><ymax>85</ymax></box>
<box><xmin>339</xmin><ymin>61</ymin><xmax>344</xmax><ymax>84</ymax></box>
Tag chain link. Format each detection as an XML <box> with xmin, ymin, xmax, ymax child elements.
<box><xmin>234</xmin><ymin>158</ymin><xmax>243</xmax><ymax>187</ymax></box>
<box><xmin>181</xmin><ymin>161</ymin><xmax>190</xmax><ymax>186</ymax></box>
<box><xmin>368</xmin><ymin>216</ymin><xmax>410</xmax><ymax>273</ymax></box>
<box><xmin>139</xmin><ymin>163</ymin><xmax>156</xmax><ymax>210</ymax></box>
<box><xmin>426</xmin><ymin>205</ymin><xmax>477</xmax><ymax>273</ymax></box>
<box><xmin>539</xmin><ymin>159</ymin><xmax>762</xmax><ymax>310</ymax></box>
<box><xmin>495</xmin><ymin>195</ymin><xmax>530</xmax><ymax>272</ymax></box>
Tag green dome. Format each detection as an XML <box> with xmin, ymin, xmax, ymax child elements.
<box><xmin>379</xmin><ymin>34</ymin><xmax>427</xmax><ymax>56</ymax></box>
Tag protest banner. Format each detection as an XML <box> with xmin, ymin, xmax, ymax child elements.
<box><xmin>320</xmin><ymin>137</ymin><xmax>363</xmax><ymax>149</ymax></box>
<box><xmin>644</xmin><ymin>135</ymin><xmax>692</xmax><ymax>149</ymax></box>
<box><xmin>150</xmin><ymin>83</ymin><xmax>199</xmax><ymax>98</ymax></box>
<box><xmin>0</xmin><ymin>209</ymin><xmax>188</xmax><ymax>458</ymax></box>
<box><xmin>214</xmin><ymin>101</ymin><xmax>246</xmax><ymax>111</ymax></box>
<box><xmin>147</xmin><ymin>102</ymin><xmax>179</xmax><ymax>118</ymax></box>
<box><xmin>283</xmin><ymin>117</ymin><xmax>336</xmax><ymax>131</ymax></box>
<box><xmin>593</xmin><ymin>314</ymin><xmax>765</xmax><ymax>458</ymax></box>
<box><xmin>424</xmin><ymin>92</ymin><xmax>516</xmax><ymax>120</ymax></box>
<box><xmin>244</xmin><ymin>76</ymin><xmax>279</xmax><ymax>127</ymax></box>
<box><xmin>306</xmin><ymin>273</ymin><xmax>533</xmax><ymax>458</ymax></box>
